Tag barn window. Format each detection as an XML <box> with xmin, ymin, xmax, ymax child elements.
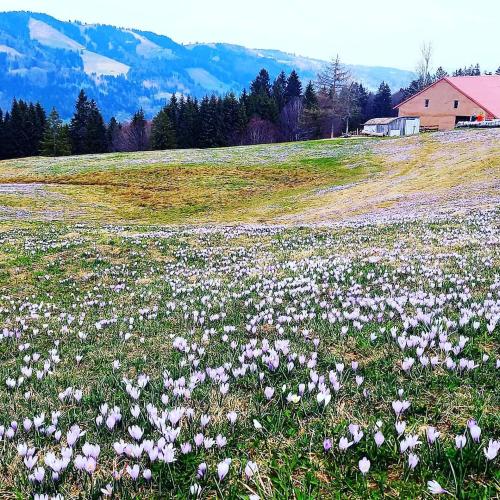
<box><xmin>454</xmin><ymin>100</ymin><xmax>459</xmax><ymax>109</ymax></box>
<box><xmin>424</xmin><ymin>99</ymin><xmax>430</xmax><ymax>108</ymax></box>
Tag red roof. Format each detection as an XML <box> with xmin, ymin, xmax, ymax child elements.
<box><xmin>395</xmin><ymin>75</ymin><xmax>500</xmax><ymax>118</ymax></box>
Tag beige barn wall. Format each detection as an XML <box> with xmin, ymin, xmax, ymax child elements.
<box><xmin>398</xmin><ymin>80</ymin><xmax>487</xmax><ymax>130</ymax></box>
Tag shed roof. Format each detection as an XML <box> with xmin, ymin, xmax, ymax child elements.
<box><xmin>395</xmin><ymin>76</ymin><xmax>500</xmax><ymax>118</ymax></box>
<box><xmin>364</xmin><ymin>117</ymin><xmax>398</xmax><ymax>125</ymax></box>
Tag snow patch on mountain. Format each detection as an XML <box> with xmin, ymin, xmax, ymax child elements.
<box><xmin>28</xmin><ymin>18</ymin><xmax>84</xmax><ymax>51</ymax></box>
<box><xmin>186</xmin><ymin>68</ymin><xmax>229</xmax><ymax>92</ymax></box>
<box><xmin>125</xmin><ymin>30</ymin><xmax>176</xmax><ymax>59</ymax></box>
<box><xmin>81</xmin><ymin>51</ymin><xmax>130</xmax><ymax>77</ymax></box>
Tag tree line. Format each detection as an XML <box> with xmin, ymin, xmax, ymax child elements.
<box><xmin>1</xmin><ymin>57</ymin><xmax>499</xmax><ymax>160</ymax></box>
<box><xmin>0</xmin><ymin>64</ymin><xmax>396</xmax><ymax>159</ymax></box>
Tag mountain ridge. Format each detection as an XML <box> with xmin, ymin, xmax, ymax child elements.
<box><xmin>0</xmin><ymin>11</ymin><xmax>414</xmax><ymax>120</ymax></box>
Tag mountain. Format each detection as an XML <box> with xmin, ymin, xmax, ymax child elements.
<box><xmin>0</xmin><ymin>11</ymin><xmax>414</xmax><ymax>121</ymax></box>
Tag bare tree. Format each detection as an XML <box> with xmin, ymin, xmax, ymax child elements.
<box><xmin>415</xmin><ymin>42</ymin><xmax>433</xmax><ymax>88</ymax></box>
<box><xmin>279</xmin><ymin>97</ymin><xmax>303</xmax><ymax>142</ymax></box>
<box><xmin>316</xmin><ymin>55</ymin><xmax>353</xmax><ymax>138</ymax></box>
<box><xmin>245</xmin><ymin>117</ymin><xmax>277</xmax><ymax>145</ymax></box>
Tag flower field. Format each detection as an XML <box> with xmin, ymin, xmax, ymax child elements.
<box><xmin>0</xmin><ymin>206</ymin><xmax>498</xmax><ymax>498</ymax></box>
<box><xmin>0</xmin><ymin>130</ymin><xmax>499</xmax><ymax>498</ymax></box>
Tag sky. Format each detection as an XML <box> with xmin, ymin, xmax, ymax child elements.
<box><xmin>0</xmin><ymin>0</ymin><xmax>498</xmax><ymax>72</ymax></box>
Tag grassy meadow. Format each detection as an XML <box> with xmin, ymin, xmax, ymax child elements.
<box><xmin>0</xmin><ymin>129</ymin><xmax>499</xmax><ymax>499</ymax></box>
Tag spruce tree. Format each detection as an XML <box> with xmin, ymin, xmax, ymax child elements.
<box><xmin>373</xmin><ymin>82</ymin><xmax>393</xmax><ymax>117</ymax></box>
<box><xmin>222</xmin><ymin>93</ymin><xmax>241</xmax><ymax>145</ymax></box>
<box><xmin>496</xmin><ymin>66</ymin><xmax>500</xmax><ymax>76</ymax></box>
<box><xmin>250</xmin><ymin>69</ymin><xmax>272</xmax><ymax>96</ymax></box>
<box><xmin>33</xmin><ymin>102</ymin><xmax>46</xmax><ymax>154</ymax></box>
<box><xmin>272</xmin><ymin>71</ymin><xmax>287</xmax><ymax>112</ymax></box>
<box><xmin>198</xmin><ymin>96</ymin><xmax>217</xmax><ymax>148</ymax></box>
<box><xmin>151</xmin><ymin>107</ymin><xmax>176</xmax><ymax>150</ymax></box>
<box><xmin>177</xmin><ymin>96</ymin><xmax>199</xmax><ymax>149</ymax></box>
<box><xmin>167</xmin><ymin>94</ymin><xmax>179</xmax><ymax>131</ymax></box>
<box><xmin>86</xmin><ymin>100</ymin><xmax>107</xmax><ymax>154</ymax></box>
<box><xmin>235</xmin><ymin>101</ymin><xmax>248</xmax><ymax>145</ymax></box>
<box><xmin>303</xmin><ymin>82</ymin><xmax>318</xmax><ymax>110</ymax></box>
<box><xmin>106</xmin><ymin>117</ymin><xmax>121</xmax><ymax>152</ymax></box>
<box><xmin>0</xmin><ymin>109</ymin><xmax>5</xmax><ymax>160</ymax></box>
<box><xmin>284</xmin><ymin>70</ymin><xmax>303</xmax><ymax>104</ymax></box>
<box><xmin>2</xmin><ymin>111</ymin><xmax>14</xmax><ymax>159</ymax></box>
<box><xmin>40</xmin><ymin>108</ymin><xmax>71</xmax><ymax>157</ymax></box>
<box><xmin>434</xmin><ymin>66</ymin><xmax>448</xmax><ymax>80</ymax></box>
<box><xmin>128</xmin><ymin>108</ymin><xmax>148</xmax><ymax>151</ymax></box>
<box><xmin>300</xmin><ymin>82</ymin><xmax>320</xmax><ymax>140</ymax></box>
<box><xmin>69</xmin><ymin>90</ymin><xmax>91</xmax><ymax>155</ymax></box>
<box><xmin>9</xmin><ymin>99</ymin><xmax>31</xmax><ymax>157</ymax></box>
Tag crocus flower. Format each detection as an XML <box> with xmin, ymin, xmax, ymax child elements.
<box><xmin>323</xmin><ymin>438</ymin><xmax>332</xmax><ymax>451</ymax></box>
<box><xmin>455</xmin><ymin>435</ymin><xmax>466</xmax><ymax>449</ymax></box>
<box><xmin>245</xmin><ymin>460</ymin><xmax>258</xmax><ymax>479</ymax></box>
<box><xmin>358</xmin><ymin>457</ymin><xmax>370</xmax><ymax>475</ymax></box>
<box><xmin>339</xmin><ymin>437</ymin><xmax>353</xmax><ymax>450</ymax></box>
<box><xmin>217</xmin><ymin>459</ymin><xmax>231</xmax><ymax>481</ymax></box>
<box><xmin>427</xmin><ymin>426</ymin><xmax>440</xmax><ymax>444</ymax></box>
<box><xmin>427</xmin><ymin>480</ymin><xmax>448</xmax><ymax>495</ymax></box>
<box><xmin>374</xmin><ymin>431</ymin><xmax>385</xmax><ymax>447</ymax></box>
<box><xmin>468</xmin><ymin>421</ymin><xmax>481</xmax><ymax>442</ymax></box>
<box><xmin>408</xmin><ymin>453</ymin><xmax>419</xmax><ymax>470</ymax></box>
<box><xmin>126</xmin><ymin>464</ymin><xmax>140</xmax><ymax>480</ymax></box>
<box><xmin>196</xmin><ymin>462</ymin><xmax>207</xmax><ymax>479</ymax></box>
<box><xmin>484</xmin><ymin>439</ymin><xmax>499</xmax><ymax>460</ymax></box>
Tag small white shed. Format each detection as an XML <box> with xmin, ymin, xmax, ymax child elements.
<box><xmin>362</xmin><ymin>117</ymin><xmax>420</xmax><ymax>137</ymax></box>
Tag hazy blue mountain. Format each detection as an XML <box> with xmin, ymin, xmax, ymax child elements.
<box><xmin>0</xmin><ymin>11</ymin><xmax>414</xmax><ymax>120</ymax></box>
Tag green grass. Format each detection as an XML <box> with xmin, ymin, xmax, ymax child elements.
<box><xmin>1</xmin><ymin>129</ymin><xmax>498</xmax><ymax>225</ymax></box>
<box><xmin>0</xmin><ymin>138</ymin><xmax>380</xmax><ymax>223</ymax></box>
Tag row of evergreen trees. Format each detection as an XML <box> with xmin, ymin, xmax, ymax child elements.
<box><xmin>0</xmin><ymin>68</ymin><xmax>415</xmax><ymax>160</ymax></box>
<box><xmin>0</xmin><ymin>91</ymin><xmax>107</xmax><ymax>159</ymax></box>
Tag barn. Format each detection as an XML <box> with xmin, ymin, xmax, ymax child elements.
<box><xmin>362</xmin><ymin>116</ymin><xmax>420</xmax><ymax>137</ymax></box>
<box><xmin>395</xmin><ymin>75</ymin><xmax>500</xmax><ymax>131</ymax></box>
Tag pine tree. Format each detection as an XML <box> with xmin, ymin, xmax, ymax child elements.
<box><xmin>272</xmin><ymin>71</ymin><xmax>287</xmax><ymax>112</ymax></box>
<box><xmin>284</xmin><ymin>70</ymin><xmax>302</xmax><ymax>104</ymax></box>
<box><xmin>9</xmin><ymin>99</ymin><xmax>31</xmax><ymax>157</ymax></box>
<box><xmin>212</xmin><ymin>95</ymin><xmax>226</xmax><ymax>147</ymax></box>
<box><xmin>69</xmin><ymin>90</ymin><xmax>91</xmax><ymax>155</ymax></box>
<box><xmin>434</xmin><ymin>67</ymin><xmax>449</xmax><ymax>80</ymax></box>
<box><xmin>235</xmin><ymin>101</ymin><xmax>248</xmax><ymax>145</ymax></box>
<box><xmin>222</xmin><ymin>92</ymin><xmax>241</xmax><ymax>145</ymax></box>
<box><xmin>496</xmin><ymin>66</ymin><xmax>500</xmax><ymax>76</ymax></box>
<box><xmin>127</xmin><ymin>108</ymin><xmax>149</xmax><ymax>151</ymax></box>
<box><xmin>33</xmin><ymin>102</ymin><xmax>46</xmax><ymax>154</ymax></box>
<box><xmin>40</xmin><ymin>107</ymin><xmax>71</xmax><ymax>157</ymax></box>
<box><xmin>303</xmin><ymin>82</ymin><xmax>318</xmax><ymax>110</ymax></box>
<box><xmin>373</xmin><ymin>82</ymin><xmax>393</xmax><ymax>117</ymax></box>
<box><xmin>177</xmin><ymin>96</ymin><xmax>199</xmax><ymax>149</ymax></box>
<box><xmin>300</xmin><ymin>82</ymin><xmax>320</xmax><ymax>140</ymax></box>
<box><xmin>106</xmin><ymin>117</ymin><xmax>121</xmax><ymax>152</ymax></box>
<box><xmin>250</xmin><ymin>69</ymin><xmax>272</xmax><ymax>96</ymax></box>
<box><xmin>247</xmin><ymin>69</ymin><xmax>279</xmax><ymax>122</ymax></box>
<box><xmin>0</xmin><ymin>108</ymin><xmax>5</xmax><ymax>160</ymax></box>
<box><xmin>86</xmin><ymin>100</ymin><xmax>107</xmax><ymax>154</ymax></box>
<box><xmin>1</xmin><ymin>111</ymin><xmax>14</xmax><ymax>159</ymax></box>
<box><xmin>151</xmin><ymin>107</ymin><xmax>176</xmax><ymax>150</ymax></box>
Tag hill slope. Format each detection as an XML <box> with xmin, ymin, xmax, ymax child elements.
<box><xmin>0</xmin><ymin>11</ymin><xmax>414</xmax><ymax>120</ymax></box>
<box><xmin>0</xmin><ymin>129</ymin><xmax>498</xmax><ymax>225</ymax></box>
